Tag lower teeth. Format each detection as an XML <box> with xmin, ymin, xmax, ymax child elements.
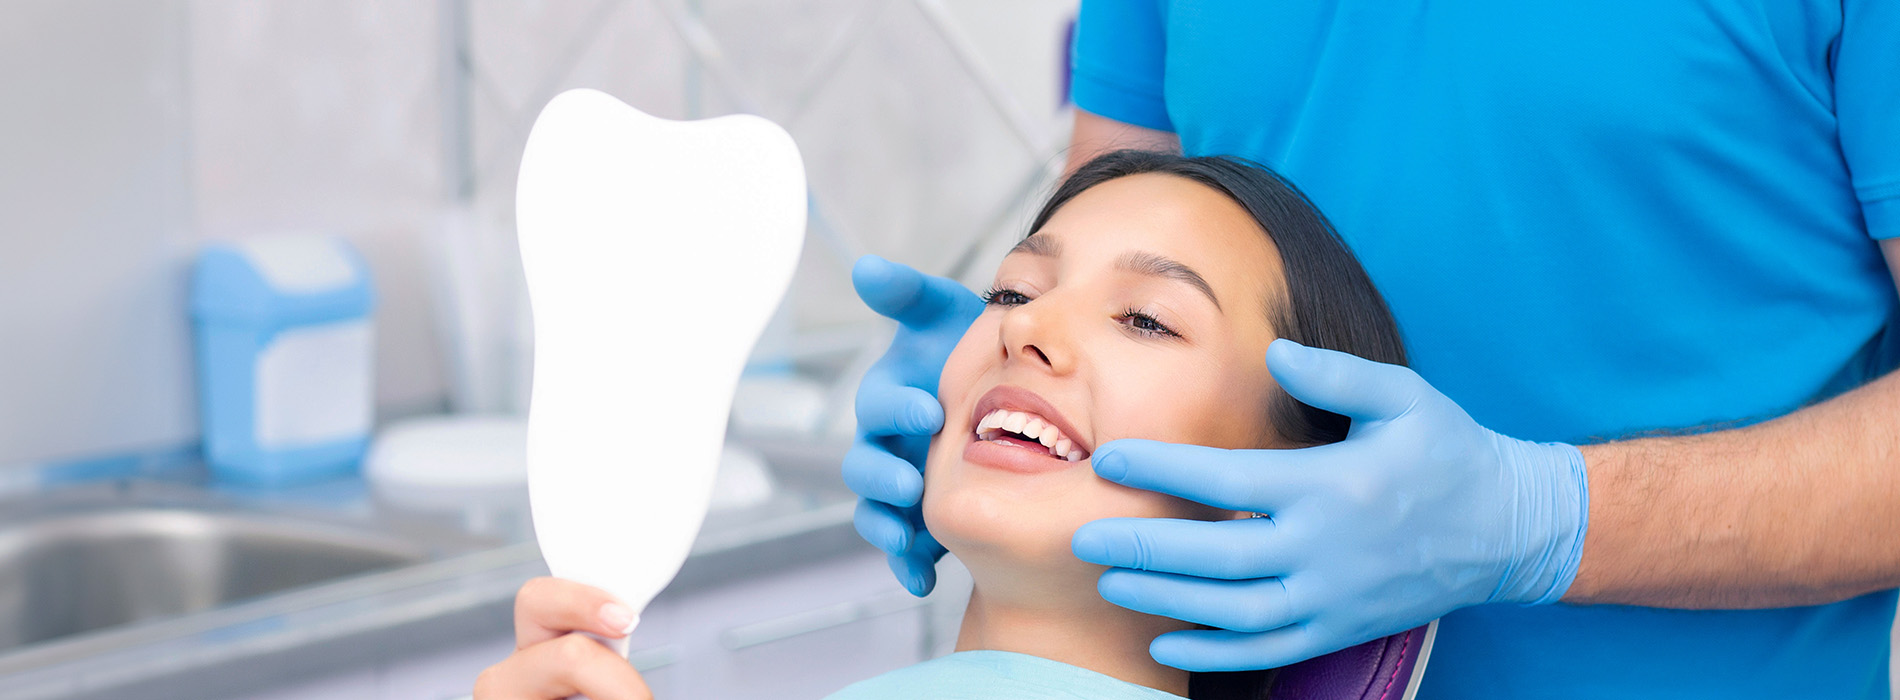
<box><xmin>980</xmin><ymin>433</ymin><xmax>1058</xmax><ymax>457</ymax></box>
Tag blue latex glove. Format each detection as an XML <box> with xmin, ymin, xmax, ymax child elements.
<box><xmin>842</xmin><ymin>255</ymin><xmax>984</xmax><ymax>596</ymax></box>
<box><xmin>1072</xmin><ymin>339</ymin><xmax>1589</xmax><ymax>672</ymax></box>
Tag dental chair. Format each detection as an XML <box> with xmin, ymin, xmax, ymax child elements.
<box><xmin>1272</xmin><ymin>622</ymin><xmax>1435</xmax><ymax>700</ymax></box>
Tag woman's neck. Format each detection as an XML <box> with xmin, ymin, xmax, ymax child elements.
<box><xmin>953</xmin><ymin>576</ymin><xmax>1191</xmax><ymax>696</ymax></box>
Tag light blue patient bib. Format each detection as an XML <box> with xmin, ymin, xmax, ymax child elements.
<box><xmin>826</xmin><ymin>650</ymin><xmax>1185</xmax><ymax>700</ymax></box>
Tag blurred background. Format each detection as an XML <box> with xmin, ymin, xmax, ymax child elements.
<box><xmin>0</xmin><ymin>1</ymin><xmax>1077</xmax><ymax>698</ymax></box>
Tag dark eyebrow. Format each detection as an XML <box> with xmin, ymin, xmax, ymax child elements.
<box><xmin>1009</xmin><ymin>234</ymin><xmax>1060</xmax><ymax>257</ymax></box>
<box><xmin>1117</xmin><ymin>251</ymin><xmax>1222</xmax><ymax>311</ymax></box>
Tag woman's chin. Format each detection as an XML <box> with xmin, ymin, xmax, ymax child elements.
<box><xmin>922</xmin><ymin>449</ymin><xmax>1207</xmax><ymax>590</ymax></box>
<box><xmin>925</xmin><ymin>481</ymin><xmax>1101</xmax><ymax>575</ymax></box>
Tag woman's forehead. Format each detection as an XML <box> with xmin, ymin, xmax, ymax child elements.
<box><xmin>1014</xmin><ymin>174</ymin><xmax>1284</xmax><ymax>297</ymax></box>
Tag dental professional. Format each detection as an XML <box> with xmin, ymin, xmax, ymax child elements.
<box><xmin>845</xmin><ymin>1</ymin><xmax>1900</xmax><ymax>697</ymax></box>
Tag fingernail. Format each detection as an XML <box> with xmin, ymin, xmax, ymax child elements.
<box><xmin>1072</xmin><ymin>529</ymin><xmax>1108</xmax><ymax>564</ymax></box>
<box><xmin>1267</xmin><ymin>339</ymin><xmax>1308</xmax><ymax>368</ymax></box>
<box><xmin>1097</xmin><ymin>569</ymin><xmax>1138</xmax><ymax>605</ymax></box>
<box><xmin>884</xmin><ymin>524</ymin><xmax>912</xmax><ymax>554</ymax></box>
<box><xmin>894</xmin><ymin>561</ymin><xmax>922</xmax><ymax>595</ymax></box>
<box><xmin>1092</xmin><ymin>448</ymin><xmax>1126</xmax><ymax>481</ymax></box>
<box><xmin>897</xmin><ymin>562</ymin><xmax>932</xmax><ymax>597</ymax></box>
<box><xmin>599</xmin><ymin>602</ymin><xmax>635</xmax><ymax>634</ymax></box>
<box><xmin>905</xmin><ymin>400</ymin><xmax>941</xmax><ymax>434</ymax></box>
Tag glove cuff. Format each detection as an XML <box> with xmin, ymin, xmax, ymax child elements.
<box><xmin>1496</xmin><ymin>440</ymin><xmax>1590</xmax><ymax>606</ymax></box>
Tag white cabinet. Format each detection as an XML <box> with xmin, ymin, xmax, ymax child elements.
<box><xmin>240</xmin><ymin>550</ymin><xmax>940</xmax><ymax>700</ymax></box>
<box><xmin>658</xmin><ymin>553</ymin><xmax>929</xmax><ymax>699</ymax></box>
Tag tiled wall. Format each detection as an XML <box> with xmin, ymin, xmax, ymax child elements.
<box><xmin>0</xmin><ymin>0</ymin><xmax>1077</xmax><ymax>467</ymax></box>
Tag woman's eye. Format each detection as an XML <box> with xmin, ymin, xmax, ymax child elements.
<box><xmin>981</xmin><ymin>287</ymin><xmax>1031</xmax><ymax>306</ymax></box>
<box><xmin>1117</xmin><ymin>308</ymin><xmax>1181</xmax><ymax>338</ymax></box>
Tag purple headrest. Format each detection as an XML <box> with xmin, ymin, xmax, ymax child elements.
<box><xmin>1269</xmin><ymin>622</ymin><xmax>1435</xmax><ymax>700</ymax></box>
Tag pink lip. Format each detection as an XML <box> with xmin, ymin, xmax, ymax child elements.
<box><xmin>967</xmin><ymin>385</ymin><xmax>1092</xmax><ymax>457</ymax></box>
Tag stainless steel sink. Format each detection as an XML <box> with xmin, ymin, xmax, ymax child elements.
<box><xmin>0</xmin><ymin>497</ymin><xmax>430</xmax><ymax>653</ymax></box>
<box><xmin>0</xmin><ymin>440</ymin><xmax>856</xmax><ymax>700</ymax></box>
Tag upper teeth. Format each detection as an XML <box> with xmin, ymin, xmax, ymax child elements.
<box><xmin>976</xmin><ymin>408</ymin><xmax>1087</xmax><ymax>462</ymax></box>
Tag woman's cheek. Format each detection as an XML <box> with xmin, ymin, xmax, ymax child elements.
<box><xmin>925</xmin><ymin>317</ymin><xmax>995</xmax><ymax>465</ymax></box>
<box><xmin>1083</xmin><ymin>478</ymin><xmax>1200</xmax><ymax>519</ymax></box>
<box><xmin>936</xmin><ymin>314</ymin><xmax>1001</xmax><ymax>414</ymax></box>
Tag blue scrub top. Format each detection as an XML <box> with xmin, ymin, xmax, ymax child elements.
<box><xmin>1072</xmin><ymin>1</ymin><xmax>1900</xmax><ymax>697</ymax></box>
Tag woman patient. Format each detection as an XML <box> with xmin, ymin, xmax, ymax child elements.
<box><xmin>475</xmin><ymin>150</ymin><xmax>1406</xmax><ymax>700</ymax></box>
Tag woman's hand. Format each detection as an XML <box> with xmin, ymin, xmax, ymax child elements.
<box><xmin>474</xmin><ymin>577</ymin><xmax>653</xmax><ymax>700</ymax></box>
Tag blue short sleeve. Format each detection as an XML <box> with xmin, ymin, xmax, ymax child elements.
<box><xmin>1071</xmin><ymin>0</ymin><xmax>1174</xmax><ymax>132</ymax></box>
<box><xmin>1838</xmin><ymin>0</ymin><xmax>1900</xmax><ymax>240</ymax></box>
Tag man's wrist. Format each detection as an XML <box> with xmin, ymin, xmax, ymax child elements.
<box><xmin>1493</xmin><ymin>439</ymin><xmax>1590</xmax><ymax>606</ymax></box>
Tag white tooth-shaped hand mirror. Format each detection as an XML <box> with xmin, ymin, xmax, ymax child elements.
<box><xmin>517</xmin><ymin>89</ymin><xmax>805</xmax><ymax>658</ymax></box>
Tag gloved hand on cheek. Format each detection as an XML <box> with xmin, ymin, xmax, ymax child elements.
<box><xmin>842</xmin><ymin>255</ymin><xmax>984</xmax><ymax>596</ymax></box>
<box><xmin>1073</xmin><ymin>339</ymin><xmax>1589</xmax><ymax>671</ymax></box>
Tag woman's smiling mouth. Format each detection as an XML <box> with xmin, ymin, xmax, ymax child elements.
<box><xmin>964</xmin><ymin>385</ymin><xmax>1091</xmax><ymax>473</ymax></box>
<box><xmin>974</xmin><ymin>408</ymin><xmax>1087</xmax><ymax>461</ymax></box>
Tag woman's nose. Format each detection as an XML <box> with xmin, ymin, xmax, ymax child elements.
<box><xmin>998</xmin><ymin>295</ymin><xmax>1074</xmax><ymax>374</ymax></box>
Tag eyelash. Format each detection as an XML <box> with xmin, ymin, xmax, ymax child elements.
<box><xmin>979</xmin><ymin>286</ymin><xmax>1030</xmax><ymax>306</ymax></box>
<box><xmin>1120</xmin><ymin>307</ymin><xmax>1181</xmax><ymax>338</ymax></box>
<box><xmin>980</xmin><ymin>286</ymin><xmax>1182</xmax><ymax>339</ymax></box>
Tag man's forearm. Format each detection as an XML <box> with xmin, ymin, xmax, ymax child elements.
<box><xmin>1564</xmin><ymin>369</ymin><xmax>1900</xmax><ymax>608</ymax></box>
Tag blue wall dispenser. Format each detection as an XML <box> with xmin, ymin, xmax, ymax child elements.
<box><xmin>191</xmin><ymin>234</ymin><xmax>377</xmax><ymax>485</ymax></box>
